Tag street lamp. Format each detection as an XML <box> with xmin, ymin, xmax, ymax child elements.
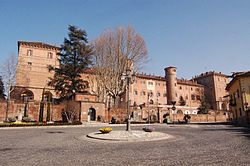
<box><xmin>156</xmin><ymin>96</ymin><xmax>162</xmax><ymax>123</ymax></box>
<box><xmin>171</xmin><ymin>101</ymin><xmax>176</xmax><ymax>124</ymax></box>
<box><xmin>23</xmin><ymin>94</ymin><xmax>29</xmax><ymax>117</ymax></box>
<box><xmin>122</xmin><ymin>60</ymin><xmax>136</xmax><ymax>131</ymax></box>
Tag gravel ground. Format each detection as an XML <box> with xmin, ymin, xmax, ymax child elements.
<box><xmin>0</xmin><ymin>124</ymin><xmax>249</xmax><ymax>166</ymax></box>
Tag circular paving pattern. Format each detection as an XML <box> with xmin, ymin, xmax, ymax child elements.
<box><xmin>86</xmin><ymin>130</ymin><xmax>173</xmax><ymax>142</ymax></box>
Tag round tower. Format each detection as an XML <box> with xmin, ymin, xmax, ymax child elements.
<box><xmin>164</xmin><ymin>66</ymin><xmax>177</xmax><ymax>105</ymax></box>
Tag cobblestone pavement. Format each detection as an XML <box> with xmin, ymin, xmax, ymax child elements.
<box><xmin>0</xmin><ymin>124</ymin><xmax>249</xmax><ymax>166</ymax></box>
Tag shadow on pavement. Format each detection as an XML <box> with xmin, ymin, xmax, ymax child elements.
<box><xmin>46</xmin><ymin>131</ymin><xmax>65</xmax><ymax>134</ymax></box>
<box><xmin>203</xmin><ymin>125</ymin><xmax>250</xmax><ymax>139</ymax></box>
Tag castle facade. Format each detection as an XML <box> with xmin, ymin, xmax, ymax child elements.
<box><xmin>12</xmin><ymin>41</ymin><xmax>229</xmax><ymax>117</ymax></box>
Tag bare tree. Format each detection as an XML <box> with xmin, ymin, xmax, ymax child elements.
<box><xmin>93</xmin><ymin>26</ymin><xmax>148</xmax><ymax>107</ymax></box>
<box><xmin>0</xmin><ymin>54</ymin><xmax>17</xmax><ymax>121</ymax></box>
<box><xmin>83</xmin><ymin>72</ymin><xmax>106</xmax><ymax>102</ymax></box>
<box><xmin>62</xmin><ymin>101</ymin><xmax>79</xmax><ymax>123</ymax></box>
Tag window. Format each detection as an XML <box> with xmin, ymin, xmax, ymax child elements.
<box><xmin>27</xmin><ymin>50</ymin><xmax>33</xmax><ymax>56</ymax></box>
<box><xmin>191</xmin><ymin>94</ymin><xmax>195</xmax><ymax>100</ymax></box>
<box><xmin>157</xmin><ymin>92</ymin><xmax>161</xmax><ymax>97</ymax></box>
<box><xmin>239</xmin><ymin>108</ymin><xmax>242</xmax><ymax>116</ymax></box>
<box><xmin>179</xmin><ymin>86</ymin><xmax>182</xmax><ymax>90</ymax></box>
<box><xmin>163</xmin><ymin>93</ymin><xmax>167</xmax><ymax>97</ymax></box>
<box><xmin>196</xmin><ymin>95</ymin><xmax>201</xmax><ymax>100</ymax></box>
<box><xmin>185</xmin><ymin>95</ymin><xmax>188</xmax><ymax>100</ymax></box>
<box><xmin>148</xmin><ymin>81</ymin><xmax>153</xmax><ymax>85</ymax></box>
<box><xmin>148</xmin><ymin>91</ymin><xmax>153</xmax><ymax>97</ymax></box>
<box><xmin>142</xmin><ymin>91</ymin><xmax>146</xmax><ymax>96</ymax></box>
<box><xmin>47</xmin><ymin>52</ymin><xmax>53</xmax><ymax>59</ymax></box>
<box><xmin>233</xmin><ymin>93</ymin><xmax>237</xmax><ymax>101</ymax></box>
<box><xmin>134</xmin><ymin>90</ymin><xmax>138</xmax><ymax>95</ymax></box>
<box><xmin>237</xmin><ymin>89</ymin><xmax>240</xmax><ymax>98</ymax></box>
<box><xmin>28</xmin><ymin>62</ymin><xmax>32</xmax><ymax>66</ymax></box>
<box><xmin>191</xmin><ymin>87</ymin><xmax>193</xmax><ymax>91</ymax></box>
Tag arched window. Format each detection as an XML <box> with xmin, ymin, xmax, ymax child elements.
<box><xmin>149</xmin><ymin>99</ymin><xmax>154</xmax><ymax>104</ymax></box>
<box><xmin>192</xmin><ymin>110</ymin><xmax>197</xmax><ymax>114</ymax></box>
<box><xmin>177</xmin><ymin>110</ymin><xmax>183</xmax><ymax>114</ymax></box>
<box><xmin>21</xmin><ymin>89</ymin><xmax>34</xmax><ymax>102</ymax></box>
<box><xmin>191</xmin><ymin>94</ymin><xmax>196</xmax><ymax>100</ymax></box>
<box><xmin>44</xmin><ymin>91</ymin><xmax>53</xmax><ymax>102</ymax></box>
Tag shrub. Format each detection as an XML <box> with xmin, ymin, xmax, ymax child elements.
<box><xmin>183</xmin><ymin>115</ymin><xmax>191</xmax><ymax>123</ymax></box>
<box><xmin>97</xmin><ymin>115</ymin><xmax>104</xmax><ymax>122</ymax></box>
<box><xmin>116</xmin><ymin>120</ymin><xmax>121</xmax><ymax>124</ymax></box>
<box><xmin>22</xmin><ymin>117</ymin><xmax>32</xmax><ymax>122</ymax></box>
<box><xmin>99</xmin><ymin>127</ymin><xmax>112</xmax><ymax>134</ymax></box>
<box><xmin>0</xmin><ymin>121</ymin><xmax>82</xmax><ymax>128</ymax></box>
<box><xmin>8</xmin><ymin>117</ymin><xmax>16</xmax><ymax>123</ymax></box>
<box><xmin>163</xmin><ymin>118</ymin><xmax>168</xmax><ymax>123</ymax></box>
<box><xmin>111</xmin><ymin>117</ymin><xmax>116</xmax><ymax>124</ymax></box>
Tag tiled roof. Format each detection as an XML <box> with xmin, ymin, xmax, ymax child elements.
<box><xmin>177</xmin><ymin>79</ymin><xmax>204</xmax><ymax>87</ymax></box>
<box><xmin>136</xmin><ymin>73</ymin><xmax>203</xmax><ymax>87</ymax></box>
<box><xmin>226</xmin><ymin>71</ymin><xmax>250</xmax><ymax>90</ymax></box>
<box><xmin>193</xmin><ymin>71</ymin><xmax>228</xmax><ymax>80</ymax></box>
<box><xmin>136</xmin><ymin>73</ymin><xmax>165</xmax><ymax>81</ymax></box>
<box><xmin>18</xmin><ymin>41</ymin><xmax>60</xmax><ymax>50</ymax></box>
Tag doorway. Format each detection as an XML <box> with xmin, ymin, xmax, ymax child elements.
<box><xmin>89</xmin><ymin>108</ymin><xmax>96</xmax><ymax>121</ymax></box>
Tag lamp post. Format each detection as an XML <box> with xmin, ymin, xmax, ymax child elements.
<box><xmin>46</xmin><ymin>91</ymin><xmax>51</xmax><ymax>122</ymax></box>
<box><xmin>171</xmin><ymin>101</ymin><xmax>176</xmax><ymax>124</ymax></box>
<box><xmin>156</xmin><ymin>97</ymin><xmax>161</xmax><ymax>123</ymax></box>
<box><xmin>39</xmin><ymin>88</ymin><xmax>45</xmax><ymax>122</ymax></box>
<box><xmin>23</xmin><ymin>94</ymin><xmax>29</xmax><ymax>117</ymax></box>
<box><xmin>148</xmin><ymin>94</ymin><xmax>150</xmax><ymax>124</ymax></box>
<box><xmin>122</xmin><ymin>60</ymin><xmax>135</xmax><ymax>131</ymax></box>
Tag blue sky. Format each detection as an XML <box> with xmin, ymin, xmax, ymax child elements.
<box><xmin>0</xmin><ymin>0</ymin><xmax>249</xmax><ymax>79</ymax></box>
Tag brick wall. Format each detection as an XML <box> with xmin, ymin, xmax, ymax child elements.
<box><xmin>0</xmin><ymin>100</ymin><xmax>230</xmax><ymax>123</ymax></box>
<box><xmin>172</xmin><ymin>114</ymin><xmax>229</xmax><ymax>123</ymax></box>
<box><xmin>80</xmin><ymin>101</ymin><xmax>105</xmax><ymax>122</ymax></box>
<box><xmin>105</xmin><ymin>108</ymin><xmax>128</xmax><ymax>123</ymax></box>
<box><xmin>0</xmin><ymin>101</ymin><xmax>75</xmax><ymax>122</ymax></box>
<box><xmin>103</xmin><ymin>107</ymin><xmax>230</xmax><ymax>123</ymax></box>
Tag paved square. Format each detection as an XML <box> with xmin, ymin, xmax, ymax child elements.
<box><xmin>0</xmin><ymin>125</ymin><xmax>249</xmax><ymax>166</ymax></box>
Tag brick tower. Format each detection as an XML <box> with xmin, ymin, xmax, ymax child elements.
<box><xmin>165</xmin><ymin>66</ymin><xmax>177</xmax><ymax>105</ymax></box>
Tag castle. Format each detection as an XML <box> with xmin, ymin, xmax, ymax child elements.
<box><xmin>10</xmin><ymin>41</ymin><xmax>230</xmax><ymax>122</ymax></box>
